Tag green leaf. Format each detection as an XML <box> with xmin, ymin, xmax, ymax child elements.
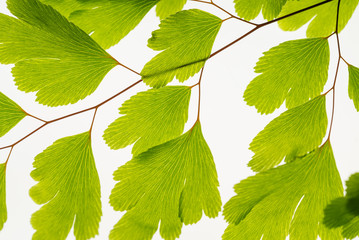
<box><xmin>234</xmin><ymin>0</ymin><xmax>287</xmax><ymax>21</ymax></box>
<box><xmin>156</xmin><ymin>0</ymin><xmax>187</xmax><ymax>19</ymax></box>
<box><xmin>69</xmin><ymin>0</ymin><xmax>159</xmax><ymax>49</ymax></box>
<box><xmin>244</xmin><ymin>38</ymin><xmax>329</xmax><ymax>114</ymax></box>
<box><xmin>278</xmin><ymin>0</ymin><xmax>359</xmax><ymax>37</ymax></box>
<box><xmin>0</xmin><ymin>0</ymin><xmax>118</xmax><ymax>106</ymax></box>
<box><xmin>342</xmin><ymin>217</ymin><xmax>359</xmax><ymax>239</ymax></box>
<box><xmin>103</xmin><ymin>86</ymin><xmax>191</xmax><ymax>156</ymax></box>
<box><xmin>0</xmin><ymin>93</ymin><xmax>26</xmax><ymax>137</ymax></box>
<box><xmin>324</xmin><ymin>173</ymin><xmax>359</xmax><ymax>239</ymax></box>
<box><xmin>39</xmin><ymin>0</ymin><xmax>93</xmax><ymax>17</ymax></box>
<box><xmin>346</xmin><ymin>173</ymin><xmax>359</xmax><ymax>215</ymax></box>
<box><xmin>141</xmin><ymin>9</ymin><xmax>222</xmax><ymax>88</ymax></box>
<box><xmin>348</xmin><ymin>65</ymin><xmax>359</xmax><ymax>111</ymax></box>
<box><xmin>30</xmin><ymin>132</ymin><xmax>101</xmax><ymax>240</ymax></box>
<box><xmin>109</xmin><ymin>122</ymin><xmax>221</xmax><ymax>240</ymax></box>
<box><xmin>0</xmin><ymin>164</ymin><xmax>7</xmax><ymax>231</ymax></box>
<box><xmin>223</xmin><ymin>142</ymin><xmax>343</xmax><ymax>240</ymax></box>
<box><xmin>248</xmin><ymin>95</ymin><xmax>327</xmax><ymax>172</ymax></box>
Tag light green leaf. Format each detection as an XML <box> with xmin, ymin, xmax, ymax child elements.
<box><xmin>103</xmin><ymin>86</ymin><xmax>191</xmax><ymax>156</ymax></box>
<box><xmin>30</xmin><ymin>132</ymin><xmax>101</xmax><ymax>240</ymax></box>
<box><xmin>141</xmin><ymin>9</ymin><xmax>222</xmax><ymax>88</ymax></box>
<box><xmin>69</xmin><ymin>0</ymin><xmax>159</xmax><ymax>49</ymax></box>
<box><xmin>109</xmin><ymin>122</ymin><xmax>221</xmax><ymax>240</ymax></box>
<box><xmin>278</xmin><ymin>0</ymin><xmax>359</xmax><ymax>37</ymax></box>
<box><xmin>223</xmin><ymin>142</ymin><xmax>343</xmax><ymax>240</ymax></box>
<box><xmin>156</xmin><ymin>0</ymin><xmax>187</xmax><ymax>19</ymax></box>
<box><xmin>248</xmin><ymin>96</ymin><xmax>327</xmax><ymax>172</ymax></box>
<box><xmin>0</xmin><ymin>93</ymin><xmax>26</xmax><ymax>137</ymax></box>
<box><xmin>0</xmin><ymin>0</ymin><xmax>118</xmax><ymax>106</ymax></box>
<box><xmin>39</xmin><ymin>0</ymin><xmax>93</xmax><ymax>17</ymax></box>
<box><xmin>0</xmin><ymin>164</ymin><xmax>7</xmax><ymax>231</ymax></box>
<box><xmin>349</xmin><ymin>65</ymin><xmax>359</xmax><ymax>111</ymax></box>
<box><xmin>342</xmin><ymin>217</ymin><xmax>359</xmax><ymax>239</ymax></box>
<box><xmin>234</xmin><ymin>0</ymin><xmax>287</xmax><ymax>21</ymax></box>
<box><xmin>244</xmin><ymin>38</ymin><xmax>329</xmax><ymax>114</ymax></box>
<box><xmin>324</xmin><ymin>173</ymin><xmax>359</xmax><ymax>239</ymax></box>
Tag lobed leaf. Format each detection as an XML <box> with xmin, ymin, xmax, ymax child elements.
<box><xmin>244</xmin><ymin>38</ymin><xmax>329</xmax><ymax>114</ymax></box>
<box><xmin>0</xmin><ymin>93</ymin><xmax>26</xmax><ymax>137</ymax></box>
<box><xmin>156</xmin><ymin>0</ymin><xmax>187</xmax><ymax>19</ymax></box>
<box><xmin>0</xmin><ymin>164</ymin><xmax>7</xmax><ymax>230</ymax></box>
<box><xmin>69</xmin><ymin>0</ymin><xmax>159</xmax><ymax>49</ymax></box>
<box><xmin>0</xmin><ymin>0</ymin><xmax>118</xmax><ymax>106</ymax></box>
<box><xmin>141</xmin><ymin>9</ymin><xmax>222</xmax><ymax>88</ymax></box>
<box><xmin>234</xmin><ymin>0</ymin><xmax>287</xmax><ymax>21</ymax></box>
<box><xmin>109</xmin><ymin>122</ymin><xmax>221</xmax><ymax>240</ymax></box>
<box><xmin>103</xmin><ymin>86</ymin><xmax>191</xmax><ymax>156</ymax></box>
<box><xmin>348</xmin><ymin>65</ymin><xmax>359</xmax><ymax>111</ymax></box>
<box><xmin>324</xmin><ymin>173</ymin><xmax>359</xmax><ymax>239</ymax></box>
<box><xmin>278</xmin><ymin>0</ymin><xmax>359</xmax><ymax>37</ymax></box>
<box><xmin>223</xmin><ymin>142</ymin><xmax>343</xmax><ymax>240</ymax></box>
<box><xmin>248</xmin><ymin>95</ymin><xmax>328</xmax><ymax>172</ymax></box>
<box><xmin>30</xmin><ymin>132</ymin><xmax>101</xmax><ymax>240</ymax></box>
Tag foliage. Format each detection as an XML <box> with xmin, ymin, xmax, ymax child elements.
<box><xmin>0</xmin><ymin>0</ymin><xmax>358</xmax><ymax>239</ymax></box>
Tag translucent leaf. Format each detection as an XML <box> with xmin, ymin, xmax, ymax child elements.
<box><xmin>244</xmin><ymin>38</ymin><xmax>329</xmax><ymax>114</ymax></box>
<box><xmin>69</xmin><ymin>0</ymin><xmax>159</xmax><ymax>49</ymax></box>
<box><xmin>0</xmin><ymin>0</ymin><xmax>118</xmax><ymax>106</ymax></box>
<box><xmin>40</xmin><ymin>0</ymin><xmax>93</xmax><ymax>17</ymax></box>
<box><xmin>324</xmin><ymin>173</ymin><xmax>359</xmax><ymax>239</ymax></box>
<box><xmin>346</xmin><ymin>173</ymin><xmax>359</xmax><ymax>215</ymax></box>
<box><xmin>0</xmin><ymin>92</ymin><xmax>26</xmax><ymax>137</ymax></box>
<box><xmin>109</xmin><ymin>122</ymin><xmax>221</xmax><ymax>240</ymax></box>
<box><xmin>156</xmin><ymin>0</ymin><xmax>187</xmax><ymax>19</ymax></box>
<box><xmin>141</xmin><ymin>9</ymin><xmax>222</xmax><ymax>88</ymax></box>
<box><xmin>223</xmin><ymin>143</ymin><xmax>343</xmax><ymax>240</ymax></box>
<box><xmin>278</xmin><ymin>0</ymin><xmax>359</xmax><ymax>37</ymax></box>
<box><xmin>234</xmin><ymin>0</ymin><xmax>287</xmax><ymax>21</ymax></box>
<box><xmin>103</xmin><ymin>86</ymin><xmax>191</xmax><ymax>156</ymax></box>
<box><xmin>348</xmin><ymin>65</ymin><xmax>359</xmax><ymax>111</ymax></box>
<box><xmin>0</xmin><ymin>164</ymin><xmax>7</xmax><ymax>230</ymax></box>
<box><xmin>342</xmin><ymin>217</ymin><xmax>359</xmax><ymax>239</ymax></box>
<box><xmin>30</xmin><ymin>132</ymin><xmax>101</xmax><ymax>240</ymax></box>
<box><xmin>248</xmin><ymin>96</ymin><xmax>327</xmax><ymax>172</ymax></box>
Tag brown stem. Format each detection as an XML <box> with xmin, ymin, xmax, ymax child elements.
<box><xmin>197</xmin><ymin>66</ymin><xmax>206</xmax><ymax>121</ymax></box>
<box><xmin>0</xmin><ymin>79</ymin><xmax>142</xmax><ymax>151</ymax></box>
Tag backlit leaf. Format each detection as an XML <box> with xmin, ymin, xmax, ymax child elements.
<box><xmin>69</xmin><ymin>0</ymin><xmax>159</xmax><ymax>49</ymax></box>
<box><xmin>156</xmin><ymin>0</ymin><xmax>187</xmax><ymax>19</ymax></box>
<box><xmin>248</xmin><ymin>95</ymin><xmax>327</xmax><ymax>172</ymax></box>
<box><xmin>103</xmin><ymin>86</ymin><xmax>191</xmax><ymax>156</ymax></box>
<box><xmin>348</xmin><ymin>65</ymin><xmax>359</xmax><ymax>111</ymax></box>
<box><xmin>244</xmin><ymin>38</ymin><xmax>329</xmax><ymax>114</ymax></box>
<box><xmin>234</xmin><ymin>0</ymin><xmax>287</xmax><ymax>21</ymax></box>
<box><xmin>0</xmin><ymin>93</ymin><xmax>26</xmax><ymax>137</ymax></box>
<box><xmin>141</xmin><ymin>9</ymin><xmax>222</xmax><ymax>88</ymax></box>
<box><xmin>0</xmin><ymin>164</ymin><xmax>7</xmax><ymax>231</ymax></box>
<box><xmin>0</xmin><ymin>0</ymin><xmax>118</xmax><ymax>106</ymax></box>
<box><xmin>223</xmin><ymin>143</ymin><xmax>343</xmax><ymax>240</ymax></box>
<box><xmin>109</xmin><ymin>122</ymin><xmax>221</xmax><ymax>240</ymax></box>
<box><xmin>30</xmin><ymin>132</ymin><xmax>101</xmax><ymax>240</ymax></box>
<box><xmin>278</xmin><ymin>0</ymin><xmax>359</xmax><ymax>37</ymax></box>
<box><xmin>324</xmin><ymin>173</ymin><xmax>359</xmax><ymax>239</ymax></box>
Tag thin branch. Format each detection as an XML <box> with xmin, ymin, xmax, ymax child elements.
<box><xmin>197</xmin><ymin>66</ymin><xmax>206</xmax><ymax>121</ymax></box>
<box><xmin>89</xmin><ymin>108</ymin><xmax>98</xmax><ymax>138</ymax></box>
<box><xmin>210</xmin><ymin>0</ymin><xmax>333</xmax><ymax>59</ymax></box>
<box><xmin>4</xmin><ymin>146</ymin><xmax>14</xmax><ymax>169</ymax></box>
<box><xmin>0</xmin><ymin>79</ymin><xmax>143</xmax><ymax>151</ymax></box>
<box><xmin>190</xmin><ymin>0</ymin><xmax>258</xmax><ymax>26</ymax></box>
<box><xmin>325</xmin><ymin>0</ymin><xmax>342</xmax><ymax>142</ymax></box>
<box><xmin>110</xmin><ymin>56</ymin><xmax>141</xmax><ymax>76</ymax></box>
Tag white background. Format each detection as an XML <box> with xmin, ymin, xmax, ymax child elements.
<box><xmin>0</xmin><ymin>0</ymin><xmax>359</xmax><ymax>239</ymax></box>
